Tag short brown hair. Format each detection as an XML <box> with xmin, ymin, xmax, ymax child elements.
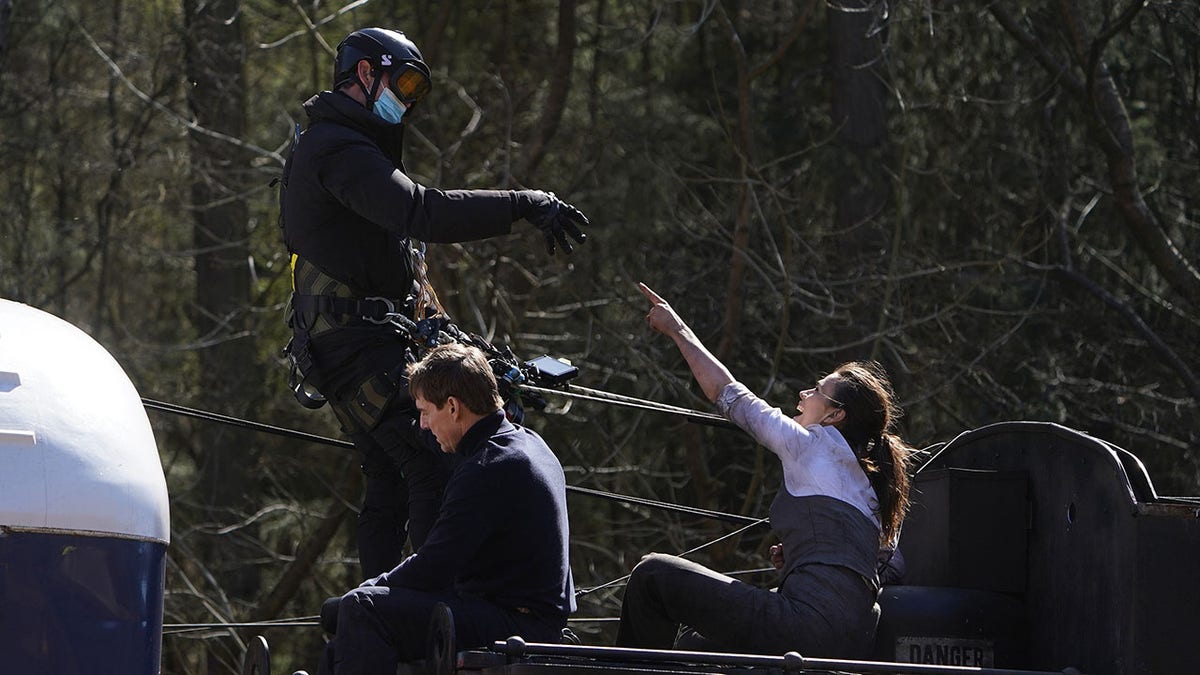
<box><xmin>407</xmin><ymin>344</ymin><xmax>503</xmax><ymax>415</ymax></box>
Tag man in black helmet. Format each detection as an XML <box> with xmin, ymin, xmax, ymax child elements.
<box><xmin>279</xmin><ymin>26</ymin><xmax>589</xmax><ymax>579</ymax></box>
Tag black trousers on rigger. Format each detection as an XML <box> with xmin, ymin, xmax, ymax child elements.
<box><xmin>308</xmin><ymin>329</ymin><xmax>457</xmax><ymax>579</ymax></box>
<box><xmin>345</xmin><ymin>393</ymin><xmax>458</xmax><ymax>579</ymax></box>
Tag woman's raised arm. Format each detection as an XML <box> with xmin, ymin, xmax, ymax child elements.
<box><xmin>638</xmin><ymin>282</ymin><xmax>735</xmax><ymax>402</ymax></box>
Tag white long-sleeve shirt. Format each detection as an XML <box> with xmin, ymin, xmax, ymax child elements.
<box><xmin>716</xmin><ymin>381</ymin><xmax>880</xmax><ymax>529</ymax></box>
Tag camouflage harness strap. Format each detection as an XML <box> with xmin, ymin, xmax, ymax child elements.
<box><xmin>289</xmin><ymin>255</ymin><xmax>413</xmax><ymax>333</ymax></box>
<box><xmin>284</xmin><ymin>255</ymin><xmax>416</xmax><ymax>420</ymax></box>
<box><xmin>283</xmin><ymin>255</ymin><xmax>549</xmax><ymax>427</ymax></box>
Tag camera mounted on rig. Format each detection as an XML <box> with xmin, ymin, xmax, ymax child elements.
<box><xmin>391</xmin><ymin>315</ymin><xmax>578</xmax><ymax>423</ymax></box>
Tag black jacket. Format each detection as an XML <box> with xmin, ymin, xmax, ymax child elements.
<box><xmin>282</xmin><ymin>90</ymin><xmax>519</xmax><ymax>298</ymax></box>
<box><xmin>367</xmin><ymin>411</ymin><xmax>576</xmax><ymax>621</ymax></box>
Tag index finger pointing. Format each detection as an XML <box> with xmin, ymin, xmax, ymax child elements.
<box><xmin>637</xmin><ymin>282</ymin><xmax>666</xmax><ymax>304</ymax></box>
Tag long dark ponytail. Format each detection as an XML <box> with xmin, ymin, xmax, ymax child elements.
<box><xmin>829</xmin><ymin>361</ymin><xmax>913</xmax><ymax>545</ymax></box>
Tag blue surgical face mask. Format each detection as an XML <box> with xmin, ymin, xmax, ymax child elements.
<box><xmin>373</xmin><ymin>87</ymin><xmax>408</xmax><ymax>125</ymax></box>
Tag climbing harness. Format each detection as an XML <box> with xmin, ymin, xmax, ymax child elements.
<box><xmin>281</xmin><ymin>250</ymin><xmax>575</xmax><ymax>423</ymax></box>
<box><xmin>351</xmin><ymin>307</ymin><xmax>573</xmax><ymax>423</ymax></box>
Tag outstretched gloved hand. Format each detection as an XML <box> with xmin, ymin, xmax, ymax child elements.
<box><xmin>514</xmin><ymin>190</ymin><xmax>590</xmax><ymax>255</ymax></box>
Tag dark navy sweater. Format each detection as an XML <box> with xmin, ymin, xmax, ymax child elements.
<box><xmin>367</xmin><ymin>411</ymin><xmax>575</xmax><ymax>620</ymax></box>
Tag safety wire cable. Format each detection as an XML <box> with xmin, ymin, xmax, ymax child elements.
<box><xmin>571</xmin><ymin>515</ymin><xmax>772</xmax><ymax>600</ymax></box>
<box><xmin>163</xmin><ymin>617</ymin><xmax>321</xmax><ymax>636</ymax></box>
<box><xmin>142</xmin><ymin>397</ymin><xmax>751</xmax><ymax>528</ymax></box>
<box><xmin>520</xmin><ymin>383</ymin><xmax>739</xmax><ymax>431</ymax></box>
<box><xmin>145</xmin><ymin>395</ymin><xmax>938</xmax><ymax>632</ymax></box>
<box><xmin>142</xmin><ymin>393</ymin><xmax>767</xmax><ymax>630</ymax></box>
<box><xmin>142</xmin><ymin>398</ymin><xmax>353</xmax><ymax>449</ymax></box>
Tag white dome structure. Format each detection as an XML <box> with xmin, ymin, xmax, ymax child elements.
<box><xmin>0</xmin><ymin>299</ymin><xmax>168</xmax><ymax>674</ymax></box>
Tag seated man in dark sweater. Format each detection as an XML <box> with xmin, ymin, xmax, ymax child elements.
<box><xmin>318</xmin><ymin>343</ymin><xmax>575</xmax><ymax>675</ymax></box>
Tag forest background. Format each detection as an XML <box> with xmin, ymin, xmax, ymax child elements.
<box><xmin>1</xmin><ymin>0</ymin><xmax>1198</xmax><ymax>673</ymax></box>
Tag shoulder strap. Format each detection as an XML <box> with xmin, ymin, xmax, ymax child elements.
<box><xmin>276</xmin><ymin>122</ymin><xmax>303</xmax><ymax>235</ymax></box>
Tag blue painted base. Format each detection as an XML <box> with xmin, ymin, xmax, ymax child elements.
<box><xmin>0</xmin><ymin>529</ymin><xmax>166</xmax><ymax>675</ymax></box>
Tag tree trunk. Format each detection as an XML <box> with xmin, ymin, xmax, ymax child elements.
<box><xmin>0</xmin><ymin>0</ymin><xmax>11</xmax><ymax>61</ymax></box>
<box><xmin>989</xmin><ymin>1</ymin><xmax>1200</xmax><ymax>308</ymax></box>
<box><xmin>182</xmin><ymin>1</ymin><xmax>260</xmax><ymax>670</ymax></box>
<box><xmin>828</xmin><ymin>0</ymin><xmax>889</xmax><ymax>233</ymax></box>
<box><xmin>520</xmin><ymin>0</ymin><xmax>577</xmax><ymax>179</ymax></box>
<box><xmin>828</xmin><ymin>0</ymin><xmax>892</xmax><ymax>359</ymax></box>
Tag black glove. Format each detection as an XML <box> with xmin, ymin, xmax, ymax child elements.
<box><xmin>514</xmin><ymin>190</ymin><xmax>589</xmax><ymax>255</ymax></box>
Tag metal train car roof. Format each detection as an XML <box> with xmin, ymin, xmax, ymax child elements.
<box><xmin>337</xmin><ymin>421</ymin><xmax>1196</xmax><ymax>675</ymax></box>
<box><xmin>4</xmin><ymin>298</ymin><xmax>1199</xmax><ymax>675</ymax></box>
<box><xmin>238</xmin><ymin>427</ymin><xmax>1200</xmax><ymax>674</ymax></box>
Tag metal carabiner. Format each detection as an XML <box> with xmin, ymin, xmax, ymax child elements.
<box><xmin>362</xmin><ymin>296</ymin><xmax>397</xmax><ymax>324</ymax></box>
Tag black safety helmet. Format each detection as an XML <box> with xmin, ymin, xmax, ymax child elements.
<box><xmin>333</xmin><ymin>27</ymin><xmax>432</xmax><ymax>109</ymax></box>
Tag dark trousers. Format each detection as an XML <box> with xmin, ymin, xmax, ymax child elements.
<box><xmin>318</xmin><ymin>586</ymin><xmax>564</xmax><ymax>675</ymax></box>
<box><xmin>616</xmin><ymin>553</ymin><xmax>878</xmax><ymax>658</ymax></box>
<box><xmin>304</xmin><ymin>326</ymin><xmax>455</xmax><ymax>577</ymax></box>
<box><xmin>352</xmin><ymin>409</ymin><xmax>455</xmax><ymax>578</ymax></box>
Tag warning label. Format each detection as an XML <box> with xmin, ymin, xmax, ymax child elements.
<box><xmin>895</xmin><ymin>637</ymin><xmax>994</xmax><ymax>667</ymax></box>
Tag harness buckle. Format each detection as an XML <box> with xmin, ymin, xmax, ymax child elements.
<box><xmin>283</xmin><ymin>336</ymin><xmax>328</xmax><ymax>410</ymax></box>
<box><xmin>362</xmin><ymin>296</ymin><xmax>397</xmax><ymax>324</ymax></box>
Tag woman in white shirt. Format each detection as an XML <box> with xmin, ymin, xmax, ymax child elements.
<box><xmin>615</xmin><ymin>283</ymin><xmax>913</xmax><ymax>658</ymax></box>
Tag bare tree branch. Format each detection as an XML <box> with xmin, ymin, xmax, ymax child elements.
<box><xmin>997</xmin><ymin>1</ymin><xmax>1200</xmax><ymax>307</ymax></box>
<box><xmin>0</xmin><ymin>0</ymin><xmax>11</xmax><ymax>60</ymax></box>
<box><xmin>713</xmin><ymin>2</ymin><xmax>754</xmax><ymax>363</ymax></box>
<box><xmin>748</xmin><ymin>0</ymin><xmax>818</xmax><ymax>82</ymax></box>
<box><xmin>257</xmin><ymin>0</ymin><xmax>374</xmax><ymax>50</ymax></box>
<box><xmin>78</xmin><ymin>24</ymin><xmax>285</xmax><ymax>165</ymax></box>
<box><xmin>1036</xmin><ymin>262</ymin><xmax>1200</xmax><ymax>400</ymax></box>
<box><xmin>250</xmin><ymin>497</ymin><xmax>353</xmax><ymax>622</ymax></box>
<box><xmin>1061</xmin><ymin>0</ymin><xmax>1200</xmax><ymax>308</ymax></box>
<box><xmin>521</xmin><ymin>0</ymin><xmax>578</xmax><ymax>179</ymax></box>
<box><xmin>988</xmin><ymin>4</ymin><xmax>1084</xmax><ymax>97</ymax></box>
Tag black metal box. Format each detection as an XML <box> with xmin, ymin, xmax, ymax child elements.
<box><xmin>899</xmin><ymin>468</ymin><xmax>1029</xmax><ymax>594</ymax></box>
